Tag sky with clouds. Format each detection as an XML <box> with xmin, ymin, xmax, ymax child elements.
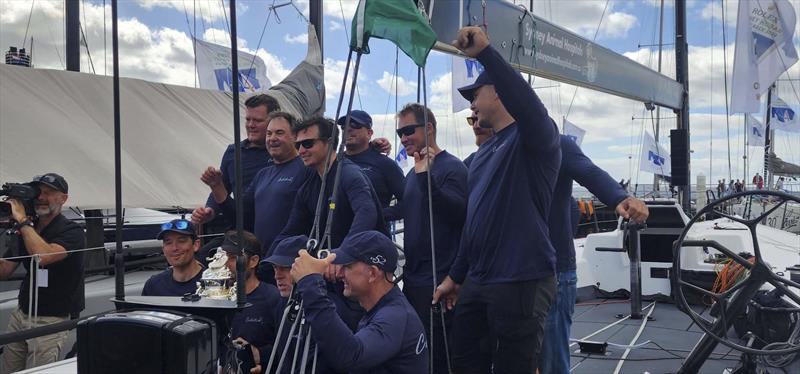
<box><xmin>3</xmin><ymin>0</ymin><xmax>800</xmax><ymax>192</ymax></box>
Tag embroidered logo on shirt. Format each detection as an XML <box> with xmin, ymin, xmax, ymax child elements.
<box><xmin>245</xmin><ymin>316</ymin><xmax>263</xmax><ymax>323</ymax></box>
<box><xmin>416</xmin><ymin>333</ymin><xmax>427</xmax><ymax>355</ymax></box>
<box><xmin>492</xmin><ymin>141</ymin><xmax>507</xmax><ymax>153</ymax></box>
<box><xmin>370</xmin><ymin>255</ymin><xmax>386</xmax><ymax>265</ymax></box>
<box><xmin>360</xmin><ymin>166</ymin><xmax>373</xmax><ymax>172</ymax></box>
<box><xmin>277</xmin><ymin>176</ymin><xmax>294</xmax><ymax>183</ymax></box>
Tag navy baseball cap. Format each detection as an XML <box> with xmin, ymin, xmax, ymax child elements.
<box><xmin>30</xmin><ymin>173</ymin><xmax>69</xmax><ymax>194</ymax></box>
<box><xmin>220</xmin><ymin>231</ymin><xmax>261</xmax><ymax>256</ymax></box>
<box><xmin>156</xmin><ymin>219</ymin><xmax>196</xmax><ymax>240</ymax></box>
<box><xmin>457</xmin><ymin>71</ymin><xmax>494</xmax><ymax>102</ymax></box>
<box><xmin>264</xmin><ymin>235</ymin><xmax>308</xmax><ymax>267</ymax></box>
<box><xmin>332</xmin><ymin>231</ymin><xmax>397</xmax><ymax>273</ymax></box>
<box><xmin>337</xmin><ymin>110</ymin><xmax>373</xmax><ymax>129</ymax></box>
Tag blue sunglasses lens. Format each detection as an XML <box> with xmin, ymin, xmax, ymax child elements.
<box><xmin>175</xmin><ymin>220</ymin><xmax>189</xmax><ymax>230</ymax></box>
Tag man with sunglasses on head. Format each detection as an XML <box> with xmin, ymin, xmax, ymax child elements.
<box><xmin>194</xmin><ymin>112</ymin><xmax>315</xmax><ymax>284</ymax></box>
<box><xmin>0</xmin><ymin>173</ymin><xmax>86</xmax><ymax>372</ymax></box>
<box><xmin>193</xmin><ymin>94</ymin><xmax>280</xmax><ymax>261</ymax></box>
<box><xmin>338</xmin><ymin>110</ymin><xmax>405</xmax><ymax>210</ymax></box>
<box><xmin>463</xmin><ymin>110</ymin><xmax>494</xmax><ymax>167</ymax></box>
<box><xmin>384</xmin><ymin>103</ymin><xmax>467</xmax><ymax>374</ymax></box>
<box><xmin>141</xmin><ymin>219</ymin><xmax>204</xmax><ymax>296</ymax></box>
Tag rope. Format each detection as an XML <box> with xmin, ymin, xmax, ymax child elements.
<box><xmin>721</xmin><ymin>0</ymin><xmax>732</xmax><ymax>182</ymax></box>
<box><xmin>21</xmin><ymin>0</ymin><xmax>36</xmax><ymax>49</ymax></box>
<box><xmin>565</xmin><ymin>0</ymin><xmax>609</xmax><ymax>119</ymax></box>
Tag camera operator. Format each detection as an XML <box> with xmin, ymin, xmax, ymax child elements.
<box><xmin>0</xmin><ymin>173</ymin><xmax>86</xmax><ymax>372</ymax></box>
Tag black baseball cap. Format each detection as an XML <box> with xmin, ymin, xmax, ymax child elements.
<box><xmin>264</xmin><ymin>235</ymin><xmax>307</xmax><ymax>267</ymax></box>
<box><xmin>337</xmin><ymin>110</ymin><xmax>373</xmax><ymax>129</ymax></box>
<box><xmin>156</xmin><ymin>219</ymin><xmax>196</xmax><ymax>240</ymax></box>
<box><xmin>457</xmin><ymin>71</ymin><xmax>494</xmax><ymax>102</ymax></box>
<box><xmin>30</xmin><ymin>173</ymin><xmax>69</xmax><ymax>194</ymax></box>
<box><xmin>220</xmin><ymin>231</ymin><xmax>262</xmax><ymax>256</ymax></box>
<box><xmin>332</xmin><ymin>231</ymin><xmax>397</xmax><ymax>273</ymax></box>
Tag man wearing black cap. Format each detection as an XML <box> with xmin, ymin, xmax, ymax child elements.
<box><xmin>291</xmin><ymin>231</ymin><xmax>428</xmax><ymax>373</ymax></box>
<box><xmin>386</xmin><ymin>103</ymin><xmax>467</xmax><ymax>374</ymax></box>
<box><xmin>339</xmin><ymin>110</ymin><xmax>405</xmax><ymax>210</ymax></box>
<box><xmin>433</xmin><ymin>26</ymin><xmax>561</xmax><ymax>373</ymax></box>
<box><xmin>0</xmin><ymin>173</ymin><xmax>86</xmax><ymax>372</ymax></box>
<box><xmin>141</xmin><ymin>219</ymin><xmax>204</xmax><ymax>296</ymax></box>
<box><xmin>219</xmin><ymin>230</ymin><xmax>282</xmax><ymax>374</ymax></box>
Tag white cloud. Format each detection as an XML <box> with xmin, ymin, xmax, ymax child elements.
<box><xmin>283</xmin><ymin>33</ymin><xmax>308</xmax><ymax>44</ymax></box>
<box><xmin>377</xmin><ymin>71</ymin><xmax>417</xmax><ymax>97</ymax></box>
<box><xmin>328</xmin><ymin>20</ymin><xmax>343</xmax><ymax>31</ymax></box>
<box><xmin>323</xmin><ymin>57</ymin><xmax>367</xmax><ymax>100</ymax></box>
<box><xmin>201</xmin><ymin>28</ymin><xmax>247</xmax><ymax>48</ymax></box>
<box><xmin>699</xmin><ymin>0</ymin><xmax>736</xmax><ymax>26</ymax></box>
<box><xmin>601</xmin><ymin>12</ymin><xmax>638</xmax><ymax>38</ymax></box>
<box><xmin>136</xmin><ymin>0</ymin><xmax>246</xmax><ymax>23</ymax></box>
<box><xmin>529</xmin><ymin>1</ymin><xmax>638</xmax><ymax>39</ymax></box>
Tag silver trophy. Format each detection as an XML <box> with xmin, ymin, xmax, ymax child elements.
<box><xmin>195</xmin><ymin>248</ymin><xmax>237</xmax><ymax>301</ymax></box>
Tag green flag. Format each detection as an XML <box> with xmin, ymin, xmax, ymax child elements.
<box><xmin>351</xmin><ymin>0</ymin><xmax>437</xmax><ymax>68</ymax></box>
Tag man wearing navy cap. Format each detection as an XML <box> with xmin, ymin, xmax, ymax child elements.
<box><xmin>433</xmin><ymin>26</ymin><xmax>561</xmax><ymax>373</ymax></box>
<box><xmin>291</xmin><ymin>231</ymin><xmax>428</xmax><ymax>373</ymax></box>
<box><xmin>339</xmin><ymin>110</ymin><xmax>406</xmax><ymax>210</ymax></box>
<box><xmin>0</xmin><ymin>173</ymin><xmax>86</xmax><ymax>372</ymax></box>
<box><xmin>141</xmin><ymin>219</ymin><xmax>204</xmax><ymax>296</ymax></box>
<box><xmin>219</xmin><ymin>230</ymin><xmax>282</xmax><ymax>374</ymax></box>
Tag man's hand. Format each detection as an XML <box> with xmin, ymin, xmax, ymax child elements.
<box><xmin>200</xmin><ymin>167</ymin><xmax>223</xmax><ymax>188</ymax></box>
<box><xmin>291</xmin><ymin>250</ymin><xmax>337</xmax><ymax>282</ymax></box>
<box><xmin>432</xmin><ymin>276</ymin><xmax>460</xmax><ymax>311</ymax></box>
<box><xmin>323</xmin><ymin>263</ymin><xmax>342</xmax><ymax>283</ymax></box>
<box><xmin>191</xmin><ymin>206</ymin><xmax>215</xmax><ymax>225</ymax></box>
<box><xmin>451</xmin><ymin>26</ymin><xmax>490</xmax><ymax>58</ymax></box>
<box><xmin>413</xmin><ymin>147</ymin><xmax>437</xmax><ymax>174</ymax></box>
<box><xmin>370</xmin><ymin>137</ymin><xmax>392</xmax><ymax>155</ymax></box>
<box><xmin>616</xmin><ymin>196</ymin><xmax>649</xmax><ymax>223</ymax></box>
<box><xmin>231</xmin><ymin>337</ymin><xmax>261</xmax><ymax>373</ymax></box>
<box><xmin>8</xmin><ymin>199</ymin><xmax>27</xmax><ymax>223</ymax></box>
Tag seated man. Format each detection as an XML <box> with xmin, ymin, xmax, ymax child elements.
<box><xmin>291</xmin><ymin>231</ymin><xmax>428</xmax><ymax>373</ymax></box>
<box><xmin>219</xmin><ymin>230</ymin><xmax>282</xmax><ymax>374</ymax></box>
<box><xmin>141</xmin><ymin>219</ymin><xmax>204</xmax><ymax>296</ymax></box>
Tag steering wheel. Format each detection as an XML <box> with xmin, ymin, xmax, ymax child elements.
<box><xmin>672</xmin><ymin>190</ymin><xmax>800</xmax><ymax>356</ymax></box>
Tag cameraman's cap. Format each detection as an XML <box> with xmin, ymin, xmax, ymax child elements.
<box><xmin>457</xmin><ymin>71</ymin><xmax>494</xmax><ymax>102</ymax></box>
<box><xmin>220</xmin><ymin>231</ymin><xmax>261</xmax><ymax>256</ymax></box>
<box><xmin>337</xmin><ymin>110</ymin><xmax>372</xmax><ymax>129</ymax></box>
<box><xmin>30</xmin><ymin>173</ymin><xmax>68</xmax><ymax>194</ymax></box>
<box><xmin>332</xmin><ymin>231</ymin><xmax>397</xmax><ymax>273</ymax></box>
<box><xmin>156</xmin><ymin>219</ymin><xmax>196</xmax><ymax>240</ymax></box>
<box><xmin>264</xmin><ymin>235</ymin><xmax>307</xmax><ymax>267</ymax></box>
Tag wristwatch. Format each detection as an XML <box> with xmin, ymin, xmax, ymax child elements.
<box><xmin>13</xmin><ymin>219</ymin><xmax>34</xmax><ymax>231</ymax></box>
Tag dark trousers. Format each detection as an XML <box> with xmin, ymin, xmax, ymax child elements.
<box><xmin>450</xmin><ymin>276</ymin><xmax>556</xmax><ymax>374</ymax></box>
<box><xmin>403</xmin><ymin>285</ymin><xmax>452</xmax><ymax>374</ymax></box>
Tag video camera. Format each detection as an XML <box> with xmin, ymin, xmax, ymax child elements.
<box><xmin>0</xmin><ymin>182</ymin><xmax>40</xmax><ymax>228</ymax></box>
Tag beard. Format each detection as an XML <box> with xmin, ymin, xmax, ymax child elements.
<box><xmin>35</xmin><ymin>203</ymin><xmax>57</xmax><ymax>216</ymax></box>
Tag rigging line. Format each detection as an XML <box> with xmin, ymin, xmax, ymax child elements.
<box><xmin>245</xmin><ymin>0</ymin><xmax>276</xmax><ymax>75</ymax></box>
<box><xmin>339</xmin><ymin>0</ymin><xmax>365</xmax><ymax>110</ymax></box>
<box><xmin>46</xmin><ymin>22</ymin><xmax>64</xmax><ymax>69</ymax></box>
<box><xmin>722</xmin><ymin>0</ymin><xmax>732</xmax><ymax>182</ymax></box>
<box><xmin>80</xmin><ymin>22</ymin><xmax>97</xmax><ymax>74</ymax></box>
<box><xmin>104</xmin><ymin>0</ymin><xmax>107</xmax><ymax>75</ymax></box>
<box><xmin>198</xmin><ymin>2</ymin><xmax>211</xmax><ymax>43</ymax></box>
<box><xmin>612</xmin><ymin>301</ymin><xmax>656</xmax><ymax>374</ymax></box>
<box><xmin>710</xmin><ymin>4</ymin><xmax>714</xmax><ymax>181</ymax></box>
<box><xmin>21</xmin><ymin>0</ymin><xmax>36</xmax><ymax>49</ymax></box>
<box><xmin>219</xmin><ymin>0</ymin><xmax>231</xmax><ymax>35</ymax></box>
<box><xmin>564</xmin><ymin>0</ymin><xmax>609</xmax><ymax>120</ymax></box>
<box><xmin>193</xmin><ymin>0</ymin><xmax>197</xmax><ymax>88</ymax></box>
<box><xmin>182</xmin><ymin>1</ymin><xmax>195</xmax><ymax>39</ymax></box>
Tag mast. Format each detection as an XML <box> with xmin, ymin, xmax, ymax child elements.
<box><xmin>654</xmin><ymin>0</ymin><xmax>665</xmax><ymax>193</ymax></box>
<box><xmin>764</xmin><ymin>86</ymin><xmax>774</xmax><ymax>189</ymax></box>
<box><xmin>65</xmin><ymin>0</ymin><xmax>80</xmax><ymax>71</ymax></box>
<box><xmin>675</xmin><ymin>0</ymin><xmax>691</xmax><ymax>210</ymax></box>
<box><xmin>309</xmin><ymin>0</ymin><xmax>323</xmax><ymax>59</ymax></box>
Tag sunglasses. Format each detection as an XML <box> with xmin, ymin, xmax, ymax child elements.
<box><xmin>294</xmin><ymin>138</ymin><xmax>324</xmax><ymax>150</ymax></box>
<box><xmin>161</xmin><ymin>219</ymin><xmax>191</xmax><ymax>231</ymax></box>
<box><xmin>395</xmin><ymin>124</ymin><xmax>426</xmax><ymax>137</ymax></box>
<box><xmin>32</xmin><ymin>174</ymin><xmax>66</xmax><ymax>191</ymax></box>
<box><xmin>339</xmin><ymin>121</ymin><xmax>369</xmax><ymax>130</ymax></box>
<box><xmin>466</xmin><ymin>117</ymin><xmax>478</xmax><ymax>127</ymax></box>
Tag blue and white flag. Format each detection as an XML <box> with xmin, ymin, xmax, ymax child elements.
<box><xmin>770</xmin><ymin>96</ymin><xmax>800</xmax><ymax>132</ymax></box>
<box><xmin>451</xmin><ymin>56</ymin><xmax>484</xmax><ymax>113</ymax></box>
<box><xmin>747</xmin><ymin>114</ymin><xmax>767</xmax><ymax>146</ymax></box>
<box><xmin>639</xmin><ymin>131</ymin><xmax>671</xmax><ymax>176</ymax></box>
<box><xmin>195</xmin><ymin>39</ymin><xmax>272</xmax><ymax>93</ymax></box>
<box><xmin>731</xmin><ymin>0</ymin><xmax>798</xmax><ymax>113</ymax></box>
<box><xmin>563</xmin><ymin>118</ymin><xmax>586</xmax><ymax>146</ymax></box>
<box><xmin>395</xmin><ymin>146</ymin><xmax>409</xmax><ymax>168</ymax></box>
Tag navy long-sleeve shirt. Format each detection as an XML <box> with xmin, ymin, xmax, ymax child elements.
<box><xmin>219</xmin><ymin>156</ymin><xmax>315</xmax><ymax>255</ymax></box>
<box><xmin>384</xmin><ymin>151</ymin><xmax>467</xmax><ymax>287</ymax></box>
<box><xmin>450</xmin><ymin>45</ymin><xmax>562</xmax><ymax>285</ymax></box>
<box><xmin>224</xmin><ymin>282</ymin><xmax>283</xmax><ymax>367</ymax></box>
<box><xmin>550</xmin><ymin>136</ymin><xmax>628</xmax><ymax>272</ymax></box>
<box><xmin>206</xmin><ymin>140</ymin><xmax>274</xmax><ymax>228</ymax></box>
<box><xmin>463</xmin><ymin>152</ymin><xmax>476</xmax><ymax>168</ymax></box>
<box><xmin>346</xmin><ymin>148</ymin><xmax>406</xmax><ymax>209</ymax></box>
<box><xmin>298</xmin><ymin>274</ymin><xmax>429</xmax><ymax>374</ymax></box>
<box><xmin>270</xmin><ymin>158</ymin><xmax>389</xmax><ymax>253</ymax></box>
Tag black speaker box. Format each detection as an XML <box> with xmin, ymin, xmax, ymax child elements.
<box><xmin>77</xmin><ymin>309</ymin><xmax>217</xmax><ymax>374</ymax></box>
<box><xmin>670</xmin><ymin>129</ymin><xmax>689</xmax><ymax>186</ymax></box>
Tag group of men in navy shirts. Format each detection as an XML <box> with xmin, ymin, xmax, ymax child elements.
<box><xmin>141</xmin><ymin>26</ymin><xmax>649</xmax><ymax>374</ymax></box>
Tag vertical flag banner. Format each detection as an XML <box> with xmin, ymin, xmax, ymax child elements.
<box><xmin>195</xmin><ymin>39</ymin><xmax>272</xmax><ymax>93</ymax></box>
<box><xmin>747</xmin><ymin>114</ymin><xmax>767</xmax><ymax>146</ymax></box>
<box><xmin>639</xmin><ymin>131</ymin><xmax>671</xmax><ymax>176</ymax></box>
<box><xmin>351</xmin><ymin>0</ymin><xmax>437</xmax><ymax>68</ymax></box>
<box><xmin>770</xmin><ymin>96</ymin><xmax>800</xmax><ymax>132</ymax></box>
<box><xmin>563</xmin><ymin>118</ymin><xmax>587</xmax><ymax>146</ymax></box>
<box><xmin>395</xmin><ymin>146</ymin><xmax>409</xmax><ymax>168</ymax></box>
<box><xmin>731</xmin><ymin>0</ymin><xmax>798</xmax><ymax>113</ymax></box>
<box><xmin>452</xmin><ymin>56</ymin><xmax>484</xmax><ymax>113</ymax></box>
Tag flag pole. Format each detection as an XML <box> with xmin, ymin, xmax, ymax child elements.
<box><xmin>764</xmin><ymin>85</ymin><xmax>774</xmax><ymax>190</ymax></box>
